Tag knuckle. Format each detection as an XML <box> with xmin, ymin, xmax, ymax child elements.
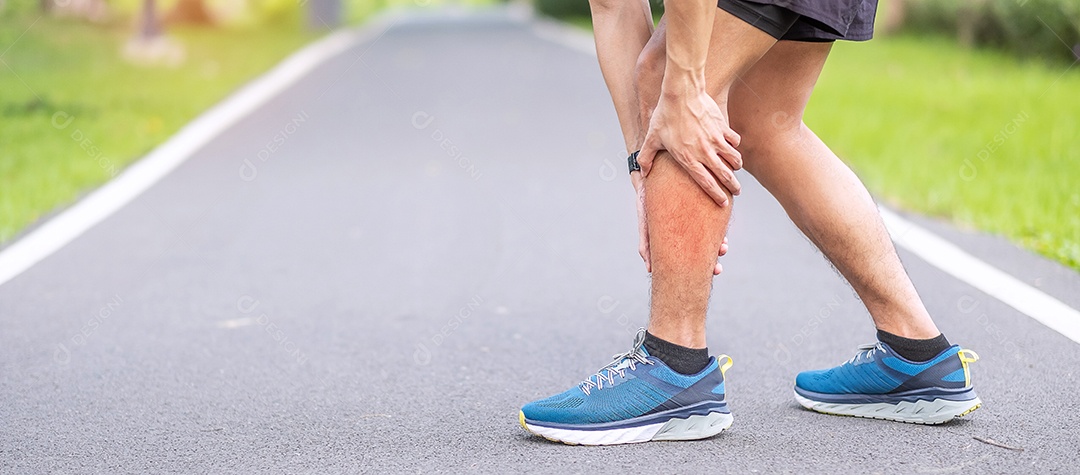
<box><xmin>719</xmin><ymin>167</ymin><xmax>733</xmax><ymax>183</ymax></box>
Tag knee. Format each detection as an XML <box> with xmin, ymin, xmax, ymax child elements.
<box><xmin>732</xmin><ymin>111</ymin><xmax>806</xmax><ymax>174</ymax></box>
<box><xmin>588</xmin><ymin>0</ymin><xmax>621</xmax><ymax>14</ymax></box>
<box><xmin>633</xmin><ymin>36</ymin><xmax>666</xmax><ymax>94</ymax></box>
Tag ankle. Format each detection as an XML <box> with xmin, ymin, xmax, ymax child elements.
<box><xmin>865</xmin><ymin>300</ymin><xmax>939</xmax><ymax>339</ymax></box>
<box><xmin>876</xmin><ymin>329</ymin><xmax>951</xmax><ymax>362</ymax></box>
<box><xmin>876</xmin><ymin>323</ymin><xmax>941</xmax><ymax>340</ymax></box>
<box><xmin>872</xmin><ymin>310</ymin><xmax>940</xmax><ymax>339</ymax></box>
<box><xmin>643</xmin><ymin>331</ymin><xmax>710</xmax><ymax>375</ymax></box>
<box><xmin>644</xmin><ymin>324</ymin><xmax>706</xmax><ymax>349</ymax></box>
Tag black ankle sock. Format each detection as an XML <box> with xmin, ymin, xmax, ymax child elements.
<box><xmin>877</xmin><ymin>330</ymin><xmax>951</xmax><ymax>362</ymax></box>
<box><xmin>643</xmin><ymin>331</ymin><xmax>710</xmax><ymax>375</ymax></box>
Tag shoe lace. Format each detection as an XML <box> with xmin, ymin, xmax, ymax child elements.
<box><xmin>846</xmin><ymin>342</ymin><xmax>884</xmax><ymax>365</ymax></box>
<box><xmin>579</xmin><ymin>329</ymin><xmax>654</xmax><ymax>396</ymax></box>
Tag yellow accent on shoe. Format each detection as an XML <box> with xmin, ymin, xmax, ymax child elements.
<box><xmin>519</xmin><ymin>410</ymin><xmax>527</xmax><ymax>430</ymax></box>
<box><xmin>718</xmin><ymin>355</ymin><xmax>733</xmax><ymax>377</ymax></box>
<box><xmin>958</xmin><ymin>349</ymin><xmax>980</xmax><ymax>387</ymax></box>
<box><xmin>957</xmin><ymin>402</ymin><xmax>982</xmax><ymax>418</ymax></box>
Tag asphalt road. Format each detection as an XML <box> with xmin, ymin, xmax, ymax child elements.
<box><xmin>3</xmin><ymin>8</ymin><xmax>1079</xmax><ymax>473</ymax></box>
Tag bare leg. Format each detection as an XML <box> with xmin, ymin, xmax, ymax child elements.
<box><xmin>644</xmin><ymin>152</ymin><xmax>733</xmax><ymax>348</ymax></box>
<box><xmin>728</xmin><ymin>41</ymin><xmax>940</xmax><ymax>338</ymax></box>
<box><xmin>634</xmin><ymin>13</ymin><xmax>775</xmax><ymax>348</ymax></box>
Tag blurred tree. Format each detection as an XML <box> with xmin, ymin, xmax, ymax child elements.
<box><xmin>881</xmin><ymin>0</ymin><xmax>908</xmax><ymax>35</ymax></box>
<box><xmin>44</xmin><ymin>0</ymin><xmax>110</xmax><ymax>21</ymax></box>
<box><xmin>956</xmin><ymin>0</ymin><xmax>988</xmax><ymax>47</ymax></box>
<box><xmin>123</xmin><ymin>0</ymin><xmax>186</xmax><ymax>67</ymax></box>
<box><xmin>535</xmin><ymin>0</ymin><xmax>665</xmax><ymax>18</ymax></box>
<box><xmin>166</xmin><ymin>0</ymin><xmax>215</xmax><ymax>25</ymax></box>
<box><xmin>861</xmin><ymin>0</ymin><xmax>1078</xmax><ymax>62</ymax></box>
<box><xmin>138</xmin><ymin>0</ymin><xmax>161</xmax><ymax>39</ymax></box>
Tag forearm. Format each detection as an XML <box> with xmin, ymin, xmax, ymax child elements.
<box><xmin>660</xmin><ymin>0</ymin><xmax>715</xmax><ymax>100</ymax></box>
<box><xmin>589</xmin><ymin>0</ymin><xmax>654</xmax><ymax>154</ymax></box>
<box><xmin>662</xmin><ymin>1</ymin><xmax>776</xmax><ymax>105</ymax></box>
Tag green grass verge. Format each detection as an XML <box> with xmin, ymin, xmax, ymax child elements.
<box><xmin>561</xmin><ymin>15</ymin><xmax>1079</xmax><ymax>271</ymax></box>
<box><xmin>0</xmin><ymin>1</ymin><xmax>498</xmax><ymax>246</ymax></box>
<box><xmin>809</xmin><ymin>36</ymin><xmax>1079</xmax><ymax>270</ymax></box>
<box><xmin>0</xmin><ymin>15</ymin><xmax>317</xmax><ymax>243</ymax></box>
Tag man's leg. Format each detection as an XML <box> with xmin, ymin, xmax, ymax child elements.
<box><xmin>644</xmin><ymin>147</ymin><xmax>732</xmax><ymax>349</ymax></box>
<box><xmin>641</xmin><ymin>32</ymin><xmax>940</xmax><ymax>339</ymax></box>
<box><xmin>634</xmin><ymin>13</ymin><xmax>775</xmax><ymax>351</ymax></box>
<box><xmin>726</xmin><ymin>41</ymin><xmax>940</xmax><ymax>339</ymax></box>
<box><xmin>634</xmin><ymin>29</ymin><xmax>979</xmax><ymax>427</ymax></box>
<box><xmin>725</xmin><ymin>42</ymin><xmax>981</xmax><ymax>425</ymax></box>
<box><xmin>722</xmin><ymin>40</ymin><xmax>978</xmax><ymax>423</ymax></box>
<box><xmin>519</xmin><ymin>8</ymin><xmax>778</xmax><ymax>446</ymax></box>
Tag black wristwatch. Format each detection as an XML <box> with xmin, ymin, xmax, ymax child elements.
<box><xmin>628</xmin><ymin>150</ymin><xmax>641</xmax><ymax>174</ymax></box>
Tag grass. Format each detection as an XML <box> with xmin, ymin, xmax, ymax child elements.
<box><xmin>3</xmin><ymin>7</ymin><xmax>1077</xmax><ymax>272</ymax></box>
<box><xmin>809</xmin><ymin>36</ymin><xmax>1080</xmax><ymax>270</ymax></box>
<box><xmin>561</xmin><ymin>14</ymin><xmax>1080</xmax><ymax>271</ymax></box>
<box><xmin>0</xmin><ymin>14</ymin><xmax>317</xmax><ymax>243</ymax></box>
<box><xmin>0</xmin><ymin>0</ymin><xmax>498</xmax><ymax>246</ymax></box>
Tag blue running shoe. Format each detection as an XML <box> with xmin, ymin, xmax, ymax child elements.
<box><xmin>519</xmin><ymin>330</ymin><xmax>733</xmax><ymax>445</ymax></box>
<box><xmin>794</xmin><ymin>341</ymin><xmax>981</xmax><ymax>424</ymax></box>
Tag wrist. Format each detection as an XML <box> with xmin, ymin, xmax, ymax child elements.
<box><xmin>624</xmin><ymin>134</ymin><xmax>642</xmax><ymax>156</ymax></box>
<box><xmin>660</xmin><ymin>67</ymin><xmax>708</xmax><ymax>99</ymax></box>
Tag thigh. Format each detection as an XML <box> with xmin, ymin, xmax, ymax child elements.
<box><xmin>727</xmin><ymin>40</ymin><xmax>832</xmax><ymax>154</ymax></box>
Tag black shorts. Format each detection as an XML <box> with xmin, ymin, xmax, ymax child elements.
<box><xmin>716</xmin><ymin>0</ymin><xmax>878</xmax><ymax>42</ymax></box>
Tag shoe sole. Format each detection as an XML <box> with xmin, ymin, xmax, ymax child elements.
<box><xmin>793</xmin><ymin>390</ymin><xmax>982</xmax><ymax>425</ymax></box>
<box><xmin>519</xmin><ymin>410</ymin><xmax>732</xmax><ymax>446</ymax></box>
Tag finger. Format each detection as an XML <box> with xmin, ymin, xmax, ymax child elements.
<box><xmin>630</xmin><ymin>170</ymin><xmax>645</xmax><ymax>193</ymax></box>
<box><xmin>714</xmin><ymin>136</ymin><xmax>744</xmax><ymax>171</ymax></box>
<box><xmin>643</xmin><ymin>243</ymin><xmax>651</xmax><ymax>273</ymax></box>
<box><xmin>638</xmin><ymin>134</ymin><xmax>659</xmax><ymax>177</ymax></box>
<box><xmin>639</xmin><ymin>221</ymin><xmax>650</xmax><ymax>268</ymax></box>
<box><xmin>714</xmin><ymin>261</ymin><xmax>723</xmax><ymax>275</ymax></box>
<box><xmin>719</xmin><ymin>237</ymin><xmax>729</xmax><ymax>257</ymax></box>
<box><xmin>690</xmin><ymin>163</ymin><xmax>729</xmax><ymax>208</ymax></box>
<box><xmin>638</xmin><ymin>182</ymin><xmax>651</xmax><ymax>273</ymax></box>
<box><xmin>640</xmin><ymin>224</ymin><xmax>652</xmax><ymax>273</ymax></box>
<box><xmin>702</xmin><ymin>152</ymin><xmax>742</xmax><ymax>197</ymax></box>
<box><xmin>724</xmin><ymin>127</ymin><xmax>742</xmax><ymax>150</ymax></box>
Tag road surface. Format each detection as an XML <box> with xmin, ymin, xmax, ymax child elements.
<box><xmin>2</xmin><ymin>7</ymin><xmax>1079</xmax><ymax>473</ymax></box>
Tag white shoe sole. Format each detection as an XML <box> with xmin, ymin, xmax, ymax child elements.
<box><xmin>519</xmin><ymin>410</ymin><xmax>733</xmax><ymax>446</ymax></box>
<box><xmin>794</xmin><ymin>391</ymin><xmax>982</xmax><ymax>425</ymax></box>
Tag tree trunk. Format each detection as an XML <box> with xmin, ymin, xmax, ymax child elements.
<box><xmin>957</xmin><ymin>0</ymin><xmax>987</xmax><ymax>48</ymax></box>
<box><xmin>882</xmin><ymin>0</ymin><xmax>907</xmax><ymax>35</ymax></box>
<box><xmin>139</xmin><ymin>0</ymin><xmax>161</xmax><ymax>40</ymax></box>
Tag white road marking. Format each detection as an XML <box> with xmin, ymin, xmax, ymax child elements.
<box><xmin>880</xmin><ymin>208</ymin><xmax>1080</xmax><ymax>344</ymax></box>
<box><xmin>216</xmin><ymin>317</ymin><xmax>257</xmax><ymax>329</ymax></box>
<box><xmin>530</xmin><ymin>17</ymin><xmax>1080</xmax><ymax>346</ymax></box>
<box><xmin>0</xmin><ymin>15</ymin><xmax>398</xmax><ymax>288</ymax></box>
